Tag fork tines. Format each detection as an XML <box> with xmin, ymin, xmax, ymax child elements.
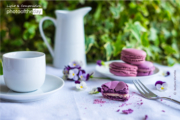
<box><xmin>133</xmin><ymin>80</ymin><xmax>157</xmax><ymax>98</ymax></box>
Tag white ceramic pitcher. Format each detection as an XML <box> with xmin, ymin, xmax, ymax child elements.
<box><xmin>39</xmin><ymin>7</ymin><xmax>91</xmax><ymax>68</ymax></box>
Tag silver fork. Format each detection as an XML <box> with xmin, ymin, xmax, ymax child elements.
<box><xmin>133</xmin><ymin>80</ymin><xmax>180</xmax><ymax>104</ymax></box>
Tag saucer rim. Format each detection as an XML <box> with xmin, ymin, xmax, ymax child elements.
<box><xmin>0</xmin><ymin>74</ymin><xmax>64</xmax><ymax>97</ymax></box>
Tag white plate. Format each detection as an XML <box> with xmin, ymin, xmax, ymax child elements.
<box><xmin>96</xmin><ymin>60</ymin><xmax>161</xmax><ymax>82</ymax></box>
<box><xmin>0</xmin><ymin>74</ymin><xmax>64</xmax><ymax>102</ymax></box>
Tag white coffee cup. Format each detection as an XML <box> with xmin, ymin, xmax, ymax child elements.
<box><xmin>3</xmin><ymin>51</ymin><xmax>46</xmax><ymax>92</ymax></box>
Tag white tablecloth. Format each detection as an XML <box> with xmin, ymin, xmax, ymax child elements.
<box><xmin>0</xmin><ymin>64</ymin><xmax>180</xmax><ymax>120</ymax></box>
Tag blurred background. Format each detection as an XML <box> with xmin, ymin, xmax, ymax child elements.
<box><xmin>0</xmin><ymin>0</ymin><xmax>180</xmax><ymax>67</ymax></box>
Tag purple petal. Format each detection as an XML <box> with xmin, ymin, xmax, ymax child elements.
<box><xmin>155</xmin><ymin>81</ymin><xmax>165</xmax><ymax>86</ymax></box>
<box><xmin>75</xmin><ymin>80</ymin><xmax>80</xmax><ymax>84</ymax></box>
<box><xmin>86</xmin><ymin>74</ymin><xmax>90</xmax><ymax>81</ymax></box>
<box><xmin>80</xmin><ymin>69</ymin><xmax>86</xmax><ymax>74</ymax></box>
<box><xmin>145</xmin><ymin>115</ymin><xmax>148</xmax><ymax>120</ymax></box>
<box><xmin>122</xmin><ymin>109</ymin><xmax>133</xmax><ymax>114</ymax></box>
<box><xmin>166</xmin><ymin>71</ymin><xmax>170</xmax><ymax>76</ymax></box>
<box><xmin>96</xmin><ymin>60</ymin><xmax>102</xmax><ymax>66</ymax></box>
<box><xmin>97</xmin><ymin>87</ymin><xmax>101</xmax><ymax>92</ymax></box>
<box><xmin>67</xmin><ymin>66</ymin><xmax>71</xmax><ymax>70</ymax></box>
<box><xmin>78</xmin><ymin>70</ymin><xmax>86</xmax><ymax>77</ymax></box>
<box><xmin>79</xmin><ymin>71</ymin><xmax>83</xmax><ymax>76</ymax></box>
<box><xmin>77</xmin><ymin>66</ymin><xmax>81</xmax><ymax>69</ymax></box>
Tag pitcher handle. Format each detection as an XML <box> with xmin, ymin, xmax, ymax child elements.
<box><xmin>39</xmin><ymin>17</ymin><xmax>56</xmax><ymax>58</ymax></box>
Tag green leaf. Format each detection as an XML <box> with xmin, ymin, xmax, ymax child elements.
<box><xmin>129</xmin><ymin>2</ymin><xmax>136</xmax><ymax>9</ymax></box>
<box><xmin>164</xmin><ymin>45</ymin><xmax>177</xmax><ymax>55</ymax></box>
<box><xmin>10</xmin><ymin>25</ymin><xmax>21</xmax><ymax>36</ymax></box>
<box><xmin>162</xmin><ymin>28</ymin><xmax>171</xmax><ymax>39</ymax></box>
<box><xmin>101</xmin><ymin>34</ymin><xmax>111</xmax><ymax>42</ymax></box>
<box><xmin>39</xmin><ymin>0</ymin><xmax>48</xmax><ymax>9</ymax></box>
<box><xmin>149</xmin><ymin>27</ymin><xmax>157</xmax><ymax>41</ymax></box>
<box><xmin>85</xmin><ymin>35</ymin><xmax>95</xmax><ymax>54</ymax></box>
<box><xmin>110</xmin><ymin>3</ymin><xmax>123</xmax><ymax>19</ymax></box>
<box><xmin>125</xmin><ymin>21</ymin><xmax>146</xmax><ymax>42</ymax></box>
<box><xmin>23</xmin><ymin>22</ymin><xmax>37</xmax><ymax>40</ymax></box>
<box><xmin>104</xmin><ymin>42</ymin><xmax>113</xmax><ymax>61</ymax></box>
<box><xmin>10</xmin><ymin>39</ymin><xmax>23</xmax><ymax>46</ymax></box>
<box><xmin>141</xmin><ymin>33</ymin><xmax>149</xmax><ymax>47</ymax></box>
<box><xmin>167</xmin><ymin>57</ymin><xmax>176</xmax><ymax>66</ymax></box>
<box><xmin>134</xmin><ymin>22</ymin><xmax>146</xmax><ymax>32</ymax></box>
<box><xmin>79</xmin><ymin>0</ymin><xmax>85</xmax><ymax>4</ymax></box>
<box><xmin>104</xmin><ymin>19</ymin><xmax>114</xmax><ymax>30</ymax></box>
<box><xmin>94</xmin><ymin>4</ymin><xmax>102</xmax><ymax>20</ymax></box>
<box><xmin>172</xmin><ymin>42</ymin><xmax>180</xmax><ymax>59</ymax></box>
<box><xmin>113</xmin><ymin>34</ymin><xmax>124</xmax><ymax>56</ymax></box>
<box><xmin>35</xmin><ymin>16</ymin><xmax>44</xmax><ymax>23</ymax></box>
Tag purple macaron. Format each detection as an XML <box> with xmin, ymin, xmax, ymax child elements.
<box><xmin>136</xmin><ymin>61</ymin><xmax>155</xmax><ymax>76</ymax></box>
<box><xmin>101</xmin><ymin>81</ymin><xmax>129</xmax><ymax>101</ymax></box>
<box><xmin>109</xmin><ymin>62</ymin><xmax>138</xmax><ymax>77</ymax></box>
<box><xmin>121</xmin><ymin>48</ymin><xmax>146</xmax><ymax>65</ymax></box>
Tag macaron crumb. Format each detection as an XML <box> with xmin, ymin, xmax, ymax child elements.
<box><xmin>122</xmin><ymin>109</ymin><xmax>133</xmax><ymax>114</ymax></box>
<box><xmin>116</xmin><ymin>109</ymin><xmax>120</xmax><ymax>112</ymax></box>
<box><xmin>145</xmin><ymin>115</ymin><xmax>148</xmax><ymax>120</ymax></box>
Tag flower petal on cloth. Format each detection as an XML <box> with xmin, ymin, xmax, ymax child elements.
<box><xmin>155</xmin><ymin>81</ymin><xmax>167</xmax><ymax>91</ymax></box>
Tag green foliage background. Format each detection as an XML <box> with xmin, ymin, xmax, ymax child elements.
<box><xmin>1</xmin><ymin>0</ymin><xmax>180</xmax><ymax>66</ymax></box>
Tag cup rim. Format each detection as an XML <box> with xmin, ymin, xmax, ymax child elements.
<box><xmin>3</xmin><ymin>51</ymin><xmax>45</xmax><ymax>60</ymax></box>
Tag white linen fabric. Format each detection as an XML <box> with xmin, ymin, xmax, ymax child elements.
<box><xmin>0</xmin><ymin>64</ymin><xmax>180</xmax><ymax>120</ymax></box>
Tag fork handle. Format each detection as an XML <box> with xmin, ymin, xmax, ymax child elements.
<box><xmin>160</xmin><ymin>97</ymin><xmax>180</xmax><ymax>105</ymax></box>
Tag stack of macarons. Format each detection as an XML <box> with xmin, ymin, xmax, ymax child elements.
<box><xmin>109</xmin><ymin>48</ymin><xmax>155</xmax><ymax>77</ymax></box>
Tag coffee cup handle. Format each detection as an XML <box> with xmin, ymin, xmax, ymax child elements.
<box><xmin>39</xmin><ymin>17</ymin><xmax>56</xmax><ymax>58</ymax></box>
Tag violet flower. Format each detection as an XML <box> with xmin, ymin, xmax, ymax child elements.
<box><xmin>89</xmin><ymin>87</ymin><xmax>101</xmax><ymax>94</ymax></box>
<box><xmin>162</xmin><ymin>71</ymin><xmax>170</xmax><ymax>77</ymax></box>
<box><xmin>68</xmin><ymin>69</ymin><xmax>79</xmax><ymax>80</ymax></box>
<box><xmin>63</xmin><ymin>66</ymin><xmax>70</xmax><ymax>75</ymax></box>
<box><xmin>97</xmin><ymin>87</ymin><xmax>101</xmax><ymax>92</ymax></box>
<box><xmin>89</xmin><ymin>88</ymin><xmax>99</xmax><ymax>94</ymax></box>
<box><xmin>76</xmin><ymin>81</ymin><xmax>87</xmax><ymax>90</ymax></box>
<box><xmin>63</xmin><ymin>60</ymin><xmax>95</xmax><ymax>82</ymax></box>
<box><xmin>69</xmin><ymin>60</ymin><xmax>82</xmax><ymax>68</ymax></box>
<box><xmin>85</xmin><ymin>72</ymin><xmax>94</xmax><ymax>81</ymax></box>
<box><xmin>79</xmin><ymin>70</ymin><xmax>87</xmax><ymax>81</ymax></box>
<box><xmin>96</xmin><ymin>60</ymin><xmax>105</xmax><ymax>66</ymax></box>
<box><xmin>155</xmin><ymin>81</ymin><xmax>168</xmax><ymax>92</ymax></box>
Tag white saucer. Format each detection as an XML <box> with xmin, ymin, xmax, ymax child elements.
<box><xmin>96</xmin><ymin>60</ymin><xmax>161</xmax><ymax>82</ymax></box>
<box><xmin>0</xmin><ymin>74</ymin><xmax>64</xmax><ymax>102</ymax></box>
